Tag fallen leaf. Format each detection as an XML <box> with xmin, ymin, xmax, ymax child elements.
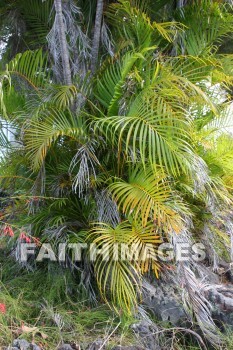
<box><xmin>39</xmin><ymin>331</ymin><xmax>48</xmax><ymax>339</ymax></box>
<box><xmin>22</xmin><ymin>324</ymin><xmax>38</xmax><ymax>333</ymax></box>
<box><xmin>21</xmin><ymin>324</ymin><xmax>48</xmax><ymax>339</ymax></box>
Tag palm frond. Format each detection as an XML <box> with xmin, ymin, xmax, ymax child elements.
<box><xmin>130</xmin><ymin>220</ymin><xmax>161</xmax><ymax>277</ymax></box>
<box><xmin>94</xmin><ymin>93</ymin><xmax>193</xmax><ymax>176</ymax></box>
<box><xmin>19</xmin><ymin>0</ymin><xmax>53</xmax><ymax>46</ymax></box>
<box><xmin>175</xmin><ymin>0</ymin><xmax>233</xmax><ymax>56</ymax></box>
<box><xmin>107</xmin><ymin>0</ymin><xmax>184</xmax><ymax>50</ymax></box>
<box><xmin>96</xmin><ymin>52</ymin><xmax>144</xmax><ymax>116</ymax></box>
<box><xmin>88</xmin><ymin>219</ymin><xmax>161</xmax><ymax>313</ymax></box>
<box><xmin>70</xmin><ymin>141</ymin><xmax>100</xmax><ymax>196</ymax></box>
<box><xmin>46</xmin><ymin>84</ymin><xmax>79</xmax><ymax>110</ymax></box>
<box><xmin>89</xmin><ymin>221</ymin><xmax>141</xmax><ymax>314</ymax></box>
<box><xmin>6</xmin><ymin>49</ymin><xmax>48</xmax><ymax>90</ymax></box>
<box><xmin>25</xmin><ymin>109</ymin><xmax>86</xmax><ymax>169</ymax></box>
<box><xmin>109</xmin><ymin>166</ymin><xmax>183</xmax><ymax>231</ymax></box>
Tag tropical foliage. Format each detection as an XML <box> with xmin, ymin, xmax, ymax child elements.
<box><xmin>0</xmin><ymin>0</ymin><xmax>233</xmax><ymax>347</ymax></box>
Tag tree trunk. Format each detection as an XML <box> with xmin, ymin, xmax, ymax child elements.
<box><xmin>90</xmin><ymin>0</ymin><xmax>104</xmax><ymax>75</ymax></box>
<box><xmin>54</xmin><ymin>0</ymin><xmax>72</xmax><ymax>85</ymax></box>
<box><xmin>176</xmin><ymin>0</ymin><xmax>184</xmax><ymax>9</ymax></box>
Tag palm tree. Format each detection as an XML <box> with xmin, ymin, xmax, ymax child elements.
<box><xmin>53</xmin><ymin>0</ymin><xmax>72</xmax><ymax>85</ymax></box>
<box><xmin>91</xmin><ymin>0</ymin><xmax>104</xmax><ymax>74</ymax></box>
<box><xmin>0</xmin><ymin>0</ymin><xmax>233</xmax><ymax>345</ymax></box>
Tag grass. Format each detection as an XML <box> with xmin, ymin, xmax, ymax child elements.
<box><xmin>0</xmin><ymin>251</ymin><xmax>231</xmax><ymax>349</ymax></box>
<box><xmin>0</xmin><ymin>282</ymin><xmax>134</xmax><ymax>348</ymax></box>
<box><xmin>0</xmin><ymin>251</ymin><xmax>136</xmax><ymax>348</ymax></box>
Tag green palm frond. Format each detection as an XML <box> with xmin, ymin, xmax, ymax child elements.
<box><xmin>203</xmin><ymin>134</ymin><xmax>233</xmax><ymax>177</ymax></box>
<box><xmin>129</xmin><ymin>220</ymin><xmax>161</xmax><ymax>277</ymax></box>
<box><xmin>88</xmin><ymin>219</ymin><xmax>161</xmax><ymax>313</ymax></box>
<box><xmin>25</xmin><ymin>109</ymin><xmax>86</xmax><ymax>169</ymax></box>
<box><xmin>218</xmin><ymin>54</ymin><xmax>233</xmax><ymax>76</ymax></box>
<box><xmin>89</xmin><ymin>221</ymin><xmax>140</xmax><ymax>313</ymax></box>
<box><xmin>46</xmin><ymin>85</ymin><xmax>79</xmax><ymax>110</ymax></box>
<box><xmin>204</xmin><ymin>106</ymin><xmax>233</xmax><ymax>132</ymax></box>
<box><xmin>107</xmin><ymin>0</ymin><xmax>184</xmax><ymax>50</ymax></box>
<box><xmin>19</xmin><ymin>0</ymin><xmax>53</xmax><ymax>46</ymax></box>
<box><xmin>167</xmin><ymin>56</ymin><xmax>220</xmax><ymax>84</ymax></box>
<box><xmin>6</xmin><ymin>49</ymin><xmax>48</xmax><ymax>90</ymax></box>
<box><xmin>156</xmin><ymin>63</ymin><xmax>219</xmax><ymax>114</ymax></box>
<box><xmin>109</xmin><ymin>166</ymin><xmax>183</xmax><ymax>231</ymax></box>
<box><xmin>0</xmin><ymin>148</ymin><xmax>33</xmax><ymax>191</ymax></box>
<box><xmin>107</xmin><ymin>1</ymin><xmax>153</xmax><ymax>49</ymax></box>
<box><xmin>0</xmin><ymin>49</ymin><xmax>48</xmax><ymax>117</ymax></box>
<box><xmin>96</xmin><ymin>51</ymin><xmax>144</xmax><ymax>116</ymax></box>
<box><xmin>175</xmin><ymin>0</ymin><xmax>233</xmax><ymax>56</ymax></box>
<box><xmin>94</xmin><ymin>93</ymin><xmax>193</xmax><ymax>175</ymax></box>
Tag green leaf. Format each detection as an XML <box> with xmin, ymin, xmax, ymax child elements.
<box><xmin>109</xmin><ymin>166</ymin><xmax>183</xmax><ymax>230</ymax></box>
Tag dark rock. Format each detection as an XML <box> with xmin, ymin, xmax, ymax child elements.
<box><xmin>131</xmin><ymin>321</ymin><xmax>161</xmax><ymax>350</ymax></box>
<box><xmin>142</xmin><ymin>273</ymin><xmax>233</xmax><ymax>331</ymax></box>
<box><xmin>12</xmin><ymin>339</ymin><xmax>31</xmax><ymax>350</ymax></box>
<box><xmin>142</xmin><ymin>280</ymin><xmax>189</xmax><ymax>327</ymax></box>
<box><xmin>112</xmin><ymin>346</ymin><xmax>144</xmax><ymax>350</ymax></box>
<box><xmin>31</xmin><ymin>345</ymin><xmax>42</xmax><ymax>350</ymax></box>
<box><xmin>69</xmin><ymin>342</ymin><xmax>80</xmax><ymax>350</ymax></box>
<box><xmin>86</xmin><ymin>340</ymin><xmax>105</xmax><ymax>350</ymax></box>
<box><xmin>204</xmin><ymin>284</ymin><xmax>233</xmax><ymax>329</ymax></box>
<box><xmin>58</xmin><ymin>345</ymin><xmax>73</xmax><ymax>350</ymax></box>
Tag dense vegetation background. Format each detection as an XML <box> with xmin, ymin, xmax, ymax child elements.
<box><xmin>0</xmin><ymin>0</ymin><xmax>233</xmax><ymax>348</ymax></box>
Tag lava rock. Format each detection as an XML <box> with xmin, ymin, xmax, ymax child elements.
<box><xmin>86</xmin><ymin>340</ymin><xmax>105</xmax><ymax>350</ymax></box>
<box><xmin>12</xmin><ymin>339</ymin><xmax>31</xmax><ymax>350</ymax></box>
<box><xmin>131</xmin><ymin>321</ymin><xmax>161</xmax><ymax>350</ymax></box>
<box><xmin>112</xmin><ymin>346</ymin><xmax>144</xmax><ymax>350</ymax></box>
<box><xmin>58</xmin><ymin>344</ymin><xmax>74</xmax><ymax>350</ymax></box>
<box><xmin>31</xmin><ymin>345</ymin><xmax>42</xmax><ymax>350</ymax></box>
<box><xmin>142</xmin><ymin>280</ymin><xmax>188</xmax><ymax>327</ymax></box>
<box><xmin>204</xmin><ymin>284</ymin><xmax>233</xmax><ymax>329</ymax></box>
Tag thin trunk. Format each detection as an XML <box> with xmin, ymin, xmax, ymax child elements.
<box><xmin>90</xmin><ymin>0</ymin><xmax>104</xmax><ymax>75</ymax></box>
<box><xmin>177</xmin><ymin>0</ymin><xmax>184</xmax><ymax>9</ymax></box>
<box><xmin>177</xmin><ymin>0</ymin><xmax>189</xmax><ymax>8</ymax></box>
<box><xmin>54</xmin><ymin>0</ymin><xmax>72</xmax><ymax>85</ymax></box>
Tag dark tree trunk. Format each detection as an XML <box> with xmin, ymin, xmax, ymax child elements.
<box><xmin>54</xmin><ymin>0</ymin><xmax>72</xmax><ymax>85</ymax></box>
<box><xmin>90</xmin><ymin>0</ymin><xmax>104</xmax><ymax>75</ymax></box>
